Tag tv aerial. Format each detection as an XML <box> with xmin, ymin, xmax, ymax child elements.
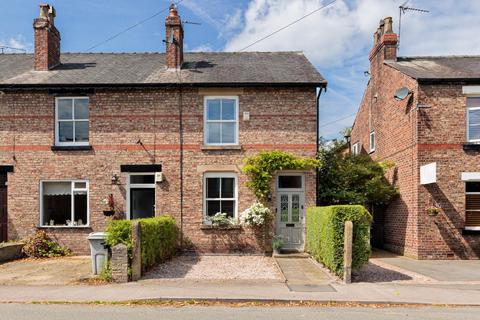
<box><xmin>398</xmin><ymin>1</ymin><xmax>429</xmax><ymax>50</ymax></box>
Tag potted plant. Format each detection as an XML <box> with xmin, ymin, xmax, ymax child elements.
<box><xmin>208</xmin><ymin>212</ymin><xmax>236</xmax><ymax>227</ymax></box>
<box><xmin>272</xmin><ymin>235</ymin><xmax>283</xmax><ymax>255</ymax></box>
<box><xmin>427</xmin><ymin>206</ymin><xmax>441</xmax><ymax>217</ymax></box>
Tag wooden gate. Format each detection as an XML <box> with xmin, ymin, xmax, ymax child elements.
<box><xmin>0</xmin><ymin>173</ymin><xmax>7</xmax><ymax>242</ymax></box>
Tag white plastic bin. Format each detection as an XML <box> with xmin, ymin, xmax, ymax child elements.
<box><xmin>87</xmin><ymin>232</ymin><xmax>108</xmax><ymax>275</ymax></box>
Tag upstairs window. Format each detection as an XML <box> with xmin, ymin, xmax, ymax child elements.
<box><xmin>369</xmin><ymin>131</ymin><xmax>376</xmax><ymax>153</ymax></box>
<box><xmin>466</xmin><ymin>182</ymin><xmax>480</xmax><ymax>230</ymax></box>
<box><xmin>204</xmin><ymin>97</ymin><xmax>238</xmax><ymax>145</ymax></box>
<box><xmin>467</xmin><ymin>97</ymin><xmax>480</xmax><ymax>143</ymax></box>
<box><xmin>55</xmin><ymin>97</ymin><xmax>89</xmax><ymax>146</ymax></box>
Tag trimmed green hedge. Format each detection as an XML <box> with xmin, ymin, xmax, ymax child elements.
<box><xmin>105</xmin><ymin>216</ymin><xmax>178</xmax><ymax>272</ymax></box>
<box><xmin>306</xmin><ymin>205</ymin><xmax>372</xmax><ymax>276</ymax></box>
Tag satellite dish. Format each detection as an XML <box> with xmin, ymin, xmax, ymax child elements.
<box><xmin>394</xmin><ymin>87</ymin><xmax>411</xmax><ymax>101</ymax></box>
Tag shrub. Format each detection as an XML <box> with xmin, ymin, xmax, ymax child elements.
<box><xmin>317</xmin><ymin>139</ymin><xmax>397</xmax><ymax>207</ymax></box>
<box><xmin>22</xmin><ymin>230</ymin><xmax>71</xmax><ymax>258</ymax></box>
<box><xmin>306</xmin><ymin>205</ymin><xmax>372</xmax><ymax>276</ymax></box>
<box><xmin>240</xmin><ymin>202</ymin><xmax>272</xmax><ymax>228</ymax></box>
<box><xmin>105</xmin><ymin>216</ymin><xmax>178</xmax><ymax>273</ymax></box>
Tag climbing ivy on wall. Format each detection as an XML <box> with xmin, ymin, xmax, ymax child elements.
<box><xmin>243</xmin><ymin>151</ymin><xmax>320</xmax><ymax>202</ymax></box>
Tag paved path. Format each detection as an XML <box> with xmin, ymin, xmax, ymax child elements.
<box><xmin>274</xmin><ymin>256</ymin><xmax>335</xmax><ymax>292</ymax></box>
<box><xmin>373</xmin><ymin>251</ymin><xmax>480</xmax><ymax>282</ymax></box>
<box><xmin>2</xmin><ymin>304</ymin><xmax>480</xmax><ymax>320</ymax></box>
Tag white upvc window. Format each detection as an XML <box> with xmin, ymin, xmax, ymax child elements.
<box><xmin>467</xmin><ymin>97</ymin><xmax>480</xmax><ymax>143</ymax></box>
<box><xmin>465</xmin><ymin>182</ymin><xmax>480</xmax><ymax>230</ymax></box>
<box><xmin>203</xmin><ymin>172</ymin><xmax>238</xmax><ymax>220</ymax></box>
<box><xmin>352</xmin><ymin>142</ymin><xmax>360</xmax><ymax>156</ymax></box>
<box><xmin>204</xmin><ymin>96</ymin><xmax>239</xmax><ymax>145</ymax></box>
<box><xmin>40</xmin><ymin>180</ymin><xmax>89</xmax><ymax>227</ymax></box>
<box><xmin>55</xmin><ymin>97</ymin><xmax>90</xmax><ymax>146</ymax></box>
<box><xmin>369</xmin><ymin>131</ymin><xmax>376</xmax><ymax>153</ymax></box>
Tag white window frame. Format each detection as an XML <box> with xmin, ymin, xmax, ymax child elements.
<box><xmin>467</xmin><ymin>100</ymin><xmax>480</xmax><ymax>143</ymax></box>
<box><xmin>369</xmin><ymin>131</ymin><xmax>376</xmax><ymax>153</ymax></box>
<box><xmin>203</xmin><ymin>172</ymin><xmax>238</xmax><ymax>221</ymax></box>
<box><xmin>352</xmin><ymin>142</ymin><xmax>360</xmax><ymax>156</ymax></box>
<box><xmin>126</xmin><ymin>173</ymin><xmax>156</xmax><ymax>220</ymax></box>
<box><xmin>204</xmin><ymin>96</ymin><xmax>239</xmax><ymax>146</ymax></box>
<box><xmin>55</xmin><ymin>97</ymin><xmax>90</xmax><ymax>147</ymax></box>
<box><xmin>465</xmin><ymin>181</ymin><xmax>480</xmax><ymax>231</ymax></box>
<box><xmin>39</xmin><ymin>180</ymin><xmax>89</xmax><ymax>228</ymax></box>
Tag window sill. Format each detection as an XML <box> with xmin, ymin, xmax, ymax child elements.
<box><xmin>37</xmin><ymin>225</ymin><xmax>91</xmax><ymax>229</ymax></box>
<box><xmin>463</xmin><ymin>143</ymin><xmax>480</xmax><ymax>151</ymax></box>
<box><xmin>463</xmin><ymin>228</ymin><xmax>480</xmax><ymax>234</ymax></box>
<box><xmin>200</xmin><ymin>224</ymin><xmax>242</xmax><ymax>230</ymax></box>
<box><xmin>201</xmin><ymin>145</ymin><xmax>242</xmax><ymax>151</ymax></box>
<box><xmin>51</xmin><ymin>145</ymin><xmax>93</xmax><ymax>151</ymax></box>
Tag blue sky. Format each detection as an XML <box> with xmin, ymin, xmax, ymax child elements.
<box><xmin>1</xmin><ymin>0</ymin><xmax>480</xmax><ymax>140</ymax></box>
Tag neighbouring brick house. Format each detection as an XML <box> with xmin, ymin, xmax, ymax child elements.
<box><xmin>0</xmin><ymin>4</ymin><xmax>326</xmax><ymax>254</ymax></box>
<box><xmin>351</xmin><ymin>17</ymin><xmax>480</xmax><ymax>259</ymax></box>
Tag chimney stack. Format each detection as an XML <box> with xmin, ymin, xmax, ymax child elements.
<box><xmin>369</xmin><ymin>17</ymin><xmax>398</xmax><ymax>63</ymax></box>
<box><xmin>165</xmin><ymin>4</ymin><xmax>184</xmax><ymax>69</ymax></box>
<box><xmin>33</xmin><ymin>4</ymin><xmax>61</xmax><ymax>71</ymax></box>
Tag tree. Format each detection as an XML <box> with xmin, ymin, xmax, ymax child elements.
<box><xmin>317</xmin><ymin>140</ymin><xmax>397</xmax><ymax>207</ymax></box>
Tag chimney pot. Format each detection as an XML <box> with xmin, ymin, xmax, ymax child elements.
<box><xmin>169</xmin><ymin>4</ymin><xmax>178</xmax><ymax>17</ymax></box>
<box><xmin>383</xmin><ymin>17</ymin><xmax>393</xmax><ymax>34</ymax></box>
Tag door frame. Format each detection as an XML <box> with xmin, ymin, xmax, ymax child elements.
<box><xmin>126</xmin><ymin>173</ymin><xmax>156</xmax><ymax>220</ymax></box>
<box><xmin>275</xmin><ymin>172</ymin><xmax>306</xmax><ymax>251</ymax></box>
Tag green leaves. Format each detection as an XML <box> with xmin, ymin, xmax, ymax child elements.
<box><xmin>317</xmin><ymin>143</ymin><xmax>397</xmax><ymax>207</ymax></box>
<box><xmin>306</xmin><ymin>205</ymin><xmax>372</xmax><ymax>276</ymax></box>
<box><xmin>243</xmin><ymin>151</ymin><xmax>320</xmax><ymax>202</ymax></box>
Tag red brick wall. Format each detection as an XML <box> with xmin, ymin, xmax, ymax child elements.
<box><xmin>33</xmin><ymin>18</ymin><xmax>61</xmax><ymax>71</ymax></box>
<box><xmin>0</xmin><ymin>87</ymin><xmax>317</xmax><ymax>254</ymax></box>
<box><xmin>416</xmin><ymin>83</ymin><xmax>480</xmax><ymax>259</ymax></box>
<box><xmin>351</xmin><ymin>58</ymin><xmax>420</xmax><ymax>258</ymax></box>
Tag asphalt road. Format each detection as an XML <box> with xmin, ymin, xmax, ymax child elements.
<box><xmin>1</xmin><ymin>304</ymin><xmax>480</xmax><ymax>320</ymax></box>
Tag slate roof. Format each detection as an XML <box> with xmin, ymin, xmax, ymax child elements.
<box><xmin>0</xmin><ymin>52</ymin><xmax>326</xmax><ymax>87</ymax></box>
<box><xmin>385</xmin><ymin>56</ymin><xmax>480</xmax><ymax>81</ymax></box>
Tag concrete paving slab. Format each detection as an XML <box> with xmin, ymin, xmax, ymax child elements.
<box><xmin>275</xmin><ymin>256</ymin><xmax>335</xmax><ymax>292</ymax></box>
<box><xmin>373</xmin><ymin>251</ymin><xmax>480</xmax><ymax>282</ymax></box>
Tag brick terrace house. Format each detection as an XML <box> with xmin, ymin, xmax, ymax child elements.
<box><xmin>0</xmin><ymin>5</ymin><xmax>326</xmax><ymax>254</ymax></box>
<box><xmin>351</xmin><ymin>17</ymin><xmax>480</xmax><ymax>259</ymax></box>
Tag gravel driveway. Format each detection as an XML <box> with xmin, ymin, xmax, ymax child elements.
<box><xmin>143</xmin><ymin>255</ymin><xmax>282</xmax><ymax>280</ymax></box>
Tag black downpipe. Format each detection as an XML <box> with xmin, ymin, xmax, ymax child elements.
<box><xmin>316</xmin><ymin>87</ymin><xmax>325</xmax><ymax>207</ymax></box>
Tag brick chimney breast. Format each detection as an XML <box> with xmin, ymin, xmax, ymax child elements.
<box><xmin>369</xmin><ymin>17</ymin><xmax>398</xmax><ymax>63</ymax></box>
<box><xmin>33</xmin><ymin>4</ymin><xmax>61</xmax><ymax>71</ymax></box>
<box><xmin>165</xmin><ymin>4</ymin><xmax>184</xmax><ymax>70</ymax></box>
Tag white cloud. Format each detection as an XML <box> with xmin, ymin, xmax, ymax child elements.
<box><xmin>0</xmin><ymin>35</ymin><xmax>30</xmax><ymax>53</ymax></box>
<box><xmin>223</xmin><ymin>0</ymin><xmax>480</xmax><ymax>139</ymax></box>
<box><xmin>189</xmin><ymin>43</ymin><xmax>214</xmax><ymax>52</ymax></box>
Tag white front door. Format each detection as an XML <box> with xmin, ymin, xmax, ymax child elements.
<box><xmin>275</xmin><ymin>174</ymin><xmax>305</xmax><ymax>251</ymax></box>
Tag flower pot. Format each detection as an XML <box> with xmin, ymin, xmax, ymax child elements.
<box><xmin>103</xmin><ymin>210</ymin><xmax>115</xmax><ymax>217</ymax></box>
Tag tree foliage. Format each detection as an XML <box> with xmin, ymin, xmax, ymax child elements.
<box><xmin>317</xmin><ymin>140</ymin><xmax>397</xmax><ymax>207</ymax></box>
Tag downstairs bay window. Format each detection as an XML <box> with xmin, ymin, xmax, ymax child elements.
<box><xmin>40</xmin><ymin>181</ymin><xmax>89</xmax><ymax>227</ymax></box>
<box><xmin>466</xmin><ymin>182</ymin><xmax>480</xmax><ymax>230</ymax></box>
<box><xmin>203</xmin><ymin>172</ymin><xmax>237</xmax><ymax>220</ymax></box>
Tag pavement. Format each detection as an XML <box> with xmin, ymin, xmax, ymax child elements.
<box><xmin>2</xmin><ymin>304</ymin><xmax>480</xmax><ymax>320</ymax></box>
<box><xmin>0</xmin><ymin>251</ymin><xmax>480</xmax><ymax>306</ymax></box>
